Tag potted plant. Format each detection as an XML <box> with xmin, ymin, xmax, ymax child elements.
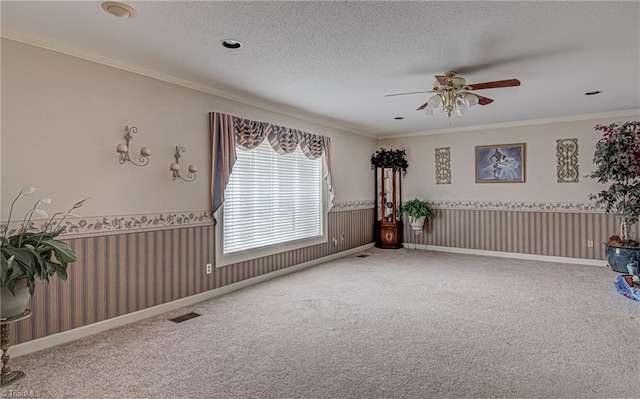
<box><xmin>1</xmin><ymin>187</ymin><xmax>86</xmax><ymax>319</ymax></box>
<box><xmin>370</xmin><ymin>148</ymin><xmax>409</xmax><ymax>176</ymax></box>
<box><xmin>401</xmin><ymin>198</ymin><xmax>435</xmax><ymax>233</ymax></box>
<box><xmin>587</xmin><ymin>121</ymin><xmax>640</xmax><ymax>273</ymax></box>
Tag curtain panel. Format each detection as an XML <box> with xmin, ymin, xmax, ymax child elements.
<box><xmin>209</xmin><ymin>112</ymin><xmax>335</xmax><ymax>214</ymax></box>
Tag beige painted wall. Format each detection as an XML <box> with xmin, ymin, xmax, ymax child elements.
<box><xmin>1</xmin><ymin>39</ymin><xmax>377</xmax><ymax>220</ymax></box>
<box><xmin>379</xmin><ymin>115</ymin><xmax>640</xmax><ymax>203</ymax></box>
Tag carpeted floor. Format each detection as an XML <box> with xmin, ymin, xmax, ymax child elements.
<box><xmin>4</xmin><ymin>249</ymin><xmax>640</xmax><ymax>398</ymax></box>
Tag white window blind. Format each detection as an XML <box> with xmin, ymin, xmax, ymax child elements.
<box><xmin>223</xmin><ymin>140</ymin><xmax>323</xmax><ymax>254</ymax></box>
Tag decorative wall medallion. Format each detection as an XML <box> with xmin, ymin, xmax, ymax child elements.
<box><xmin>435</xmin><ymin>147</ymin><xmax>452</xmax><ymax>184</ymax></box>
<box><xmin>556</xmin><ymin>138</ymin><xmax>579</xmax><ymax>183</ymax></box>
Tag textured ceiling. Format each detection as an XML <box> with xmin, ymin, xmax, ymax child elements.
<box><xmin>1</xmin><ymin>1</ymin><xmax>639</xmax><ymax>137</ymax></box>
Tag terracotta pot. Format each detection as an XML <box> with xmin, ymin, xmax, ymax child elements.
<box><xmin>1</xmin><ymin>277</ymin><xmax>31</xmax><ymax>319</ymax></box>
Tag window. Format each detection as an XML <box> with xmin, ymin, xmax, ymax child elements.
<box><xmin>221</xmin><ymin>140</ymin><xmax>324</xmax><ymax>257</ymax></box>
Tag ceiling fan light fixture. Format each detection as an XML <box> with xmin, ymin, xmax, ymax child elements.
<box><xmin>386</xmin><ymin>72</ymin><xmax>517</xmax><ymax>122</ymax></box>
<box><xmin>463</xmin><ymin>93</ymin><xmax>479</xmax><ymax>107</ymax></box>
<box><xmin>427</xmin><ymin>94</ymin><xmax>441</xmax><ymax>108</ymax></box>
<box><xmin>456</xmin><ymin>102</ymin><xmax>468</xmax><ymax>116</ymax></box>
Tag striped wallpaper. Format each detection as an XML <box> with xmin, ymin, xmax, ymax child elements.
<box><xmin>403</xmin><ymin>208</ymin><xmax>625</xmax><ymax>260</ymax></box>
<box><xmin>9</xmin><ymin>208</ymin><xmax>374</xmax><ymax>345</ymax></box>
<box><xmin>9</xmin><ymin>205</ymin><xmax>622</xmax><ymax>345</ymax></box>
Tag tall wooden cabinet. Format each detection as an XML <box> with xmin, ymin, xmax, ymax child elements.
<box><xmin>374</xmin><ymin>166</ymin><xmax>403</xmax><ymax>249</ymax></box>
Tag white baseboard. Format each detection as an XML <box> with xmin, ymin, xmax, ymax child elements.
<box><xmin>402</xmin><ymin>243</ymin><xmax>608</xmax><ymax>267</ymax></box>
<box><xmin>11</xmin><ymin>243</ymin><xmax>374</xmax><ymax>358</ymax></box>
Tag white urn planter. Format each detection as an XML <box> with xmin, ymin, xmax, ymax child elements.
<box><xmin>410</xmin><ymin>216</ymin><xmax>426</xmax><ymax>234</ymax></box>
<box><xmin>1</xmin><ymin>277</ymin><xmax>31</xmax><ymax>319</ymax></box>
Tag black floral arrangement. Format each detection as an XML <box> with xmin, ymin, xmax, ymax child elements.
<box><xmin>370</xmin><ymin>148</ymin><xmax>409</xmax><ymax>177</ymax></box>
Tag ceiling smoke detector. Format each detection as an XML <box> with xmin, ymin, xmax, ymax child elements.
<box><xmin>101</xmin><ymin>2</ymin><xmax>136</xmax><ymax>19</ymax></box>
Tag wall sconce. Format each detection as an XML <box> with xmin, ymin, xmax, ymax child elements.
<box><xmin>170</xmin><ymin>146</ymin><xmax>197</xmax><ymax>182</ymax></box>
<box><xmin>116</xmin><ymin>126</ymin><xmax>151</xmax><ymax>167</ymax></box>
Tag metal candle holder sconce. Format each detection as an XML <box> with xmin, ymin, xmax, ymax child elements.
<box><xmin>116</xmin><ymin>126</ymin><xmax>151</xmax><ymax>167</ymax></box>
<box><xmin>170</xmin><ymin>146</ymin><xmax>197</xmax><ymax>182</ymax></box>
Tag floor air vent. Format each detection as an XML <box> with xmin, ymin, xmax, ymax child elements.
<box><xmin>169</xmin><ymin>312</ymin><xmax>201</xmax><ymax>323</ymax></box>
<box><xmin>356</xmin><ymin>254</ymin><xmax>370</xmax><ymax>258</ymax></box>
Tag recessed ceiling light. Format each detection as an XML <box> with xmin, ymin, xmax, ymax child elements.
<box><xmin>585</xmin><ymin>91</ymin><xmax>602</xmax><ymax>96</ymax></box>
<box><xmin>394</xmin><ymin>117</ymin><xmax>405</xmax><ymax>120</ymax></box>
<box><xmin>221</xmin><ymin>40</ymin><xmax>243</xmax><ymax>49</ymax></box>
<box><xmin>101</xmin><ymin>2</ymin><xmax>136</xmax><ymax>19</ymax></box>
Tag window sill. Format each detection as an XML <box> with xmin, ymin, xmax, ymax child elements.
<box><xmin>215</xmin><ymin>233</ymin><xmax>327</xmax><ymax>267</ymax></box>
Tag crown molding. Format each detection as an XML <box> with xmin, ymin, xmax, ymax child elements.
<box><xmin>4</xmin><ymin>27</ymin><xmax>636</xmax><ymax>142</ymax></box>
<box><xmin>377</xmin><ymin>109</ymin><xmax>640</xmax><ymax>140</ymax></box>
<box><xmin>0</xmin><ymin>27</ymin><xmax>376</xmax><ymax>139</ymax></box>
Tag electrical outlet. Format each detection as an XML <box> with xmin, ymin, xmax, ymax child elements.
<box><xmin>206</xmin><ymin>263</ymin><xmax>212</xmax><ymax>274</ymax></box>
<box><xmin>587</xmin><ymin>240</ymin><xmax>594</xmax><ymax>248</ymax></box>
<box><xmin>332</xmin><ymin>238</ymin><xmax>338</xmax><ymax>246</ymax></box>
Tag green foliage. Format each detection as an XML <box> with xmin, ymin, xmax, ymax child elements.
<box><xmin>1</xmin><ymin>190</ymin><xmax>86</xmax><ymax>296</ymax></box>
<box><xmin>587</xmin><ymin>121</ymin><xmax>640</xmax><ymax>242</ymax></box>
<box><xmin>401</xmin><ymin>198</ymin><xmax>435</xmax><ymax>222</ymax></box>
<box><xmin>371</xmin><ymin>148</ymin><xmax>409</xmax><ymax>177</ymax></box>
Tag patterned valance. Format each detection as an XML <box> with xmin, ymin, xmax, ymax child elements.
<box><xmin>210</xmin><ymin>112</ymin><xmax>334</xmax><ymax>214</ymax></box>
<box><xmin>234</xmin><ymin>117</ymin><xmax>326</xmax><ymax>159</ymax></box>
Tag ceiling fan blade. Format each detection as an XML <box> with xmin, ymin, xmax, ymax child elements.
<box><xmin>384</xmin><ymin>90</ymin><xmax>431</xmax><ymax>97</ymax></box>
<box><xmin>416</xmin><ymin>101</ymin><xmax>429</xmax><ymax>111</ymax></box>
<box><xmin>468</xmin><ymin>79</ymin><xmax>521</xmax><ymax>90</ymax></box>
<box><xmin>475</xmin><ymin>95</ymin><xmax>494</xmax><ymax>105</ymax></box>
<box><xmin>435</xmin><ymin>75</ymin><xmax>448</xmax><ymax>86</ymax></box>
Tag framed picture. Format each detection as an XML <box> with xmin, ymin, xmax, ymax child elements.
<box><xmin>475</xmin><ymin>143</ymin><xmax>526</xmax><ymax>183</ymax></box>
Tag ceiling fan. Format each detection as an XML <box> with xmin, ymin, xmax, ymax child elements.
<box><xmin>385</xmin><ymin>71</ymin><xmax>521</xmax><ymax>120</ymax></box>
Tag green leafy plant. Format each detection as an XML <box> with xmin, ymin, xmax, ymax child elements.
<box><xmin>587</xmin><ymin>121</ymin><xmax>640</xmax><ymax>246</ymax></box>
<box><xmin>370</xmin><ymin>148</ymin><xmax>409</xmax><ymax>176</ymax></box>
<box><xmin>401</xmin><ymin>198</ymin><xmax>435</xmax><ymax>223</ymax></box>
<box><xmin>1</xmin><ymin>188</ymin><xmax>87</xmax><ymax>295</ymax></box>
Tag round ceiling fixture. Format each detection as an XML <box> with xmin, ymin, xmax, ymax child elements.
<box><xmin>221</xmin><ymin>40</ymin><xmax>243</xmax><ymax>49</ymax></box>
<box><xmin>585</xmin><ymin>91</ymin><xmax>602</xmax><ymax>96</ymax></box>
<box><xmin>101</xmin><ymin>2</ymin><xmax>136</xmax><ymax>19</ymax></box>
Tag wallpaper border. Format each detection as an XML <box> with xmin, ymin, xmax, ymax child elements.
<box><xmin>331</xmin><ymin>200</ymin><xmax>375</xmax><ymax>212</ymax></box>
<box><xmin>1</xmin><ymin>211</ymin><xmax>214</xmax><ymax>239</ymax></box>
<box><xmin>0</xmin><ymin>201</ymin><xmax>376</xmax><ymax>239</ymax></box>
<box><xmin>431</xmin><ymin>200</ymin><xmax>602</xmax><ymax>213</ymax></box>
<box><xmin>1</xmin><ymin>200</ymin><xmax>603</xmax><ymax>239</ymax></box>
